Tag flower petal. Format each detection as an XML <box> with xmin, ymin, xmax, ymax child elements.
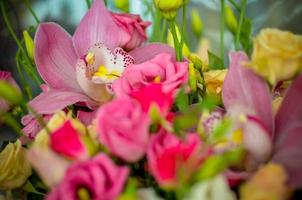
<box><xmin>72</xmin><ymin>0</ymin><xmax>129</xmax><ymax>57</ymax></box>
<box><xmin>29</xmin><ymin>89</ymin><xmax>96</xmax><ymax>114</ymax></box>
<box><xmin>129</xmin><ymin>43</ymin><xmax>175</xmax><ymax>64</ymax></box>
<box><xmin>272</xmin><ymin>74</ymin><xmax>302</xmax><ymax>188</ymax></box>
<box><xmin>27</xmin><ymin>148</ymin><xmax>69</xmax><ymax>188</ymax></box>
<box><xmin>222</xmin><ymin>51</ymin><xmax>273</xmax><ymax>135</ymax></box>
<box><xmin>34</xmin><ymin>23</ymin><xmax>81</xmax><ymax>91</ymax></box>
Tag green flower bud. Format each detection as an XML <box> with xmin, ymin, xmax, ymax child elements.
<box><xmin>225</xmin><ymin>6</ymin><xmax>238</xmax><ymax>35</ymax></box>
<box><xmin>114</xmin><ymin>0</ymin><xmax>129</xmax><ymax>13</ymax></box>
<box><xmin>191</xmin><ymin>8</ymin><xmax>203</xmax><ymax>38</ymax></box>
<box><xmin>23</xmin><ymin>30</ymin><xmax>34</xmax><ymax>60</ymax></box>
<box><xmin>189</xmin><ymin>63</ymin><xmax>198</xmax><ymax>92</ymax></box>
<box><xmin>154</xmin><ymin>0</ymin><xmax>184</xmax><ymax>20</ymax></box>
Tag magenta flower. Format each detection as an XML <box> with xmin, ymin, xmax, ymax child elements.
<box><xmin>47</xmin><ymin>154</ymin><xmax>129</xmax><ymax>200</ymax></box>
<box><xmin>0</xmin><ymin>71</ymin><xmax>20</xmax><ymax>111</ymax></box>
<box><xmin>147</xmin><ymin>130</ymin><xmax>204</xmax><ymax>188</ymax></box>
<box><xmin>131</xmin><ymin>83</ymin><xmax>173</xmax><ymax>115</ymax></box>
<box><xmin>50</xmin><ymin>120</ymin><xmax>88</xmax><ymax>160</ymax></box>
<box><xmin>96</xmin><ymin>97</ymin><xmax>150</xmax><ymax>162</ymax></box>
<box><xmin>113</xmin><ymin>53</ymin><xmax>188</xmax><ymax>97</ymax></box>
<box><xmin>222</xmin><ymin>51</ymin><xmax>302</xmax><ymax>188</ymax></box>
<box><xmin>29</xmin><ymin>0</ymin><xmax>174</xmax><ymax>115</ymax></box>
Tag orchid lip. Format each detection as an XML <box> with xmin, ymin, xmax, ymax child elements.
<box><xmin>75</xmin><ymin>43</ymin><xmax>134</xmax><ymax>102</ymax></box>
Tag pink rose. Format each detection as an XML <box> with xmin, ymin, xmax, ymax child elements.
<box><xmin>112</xmin><ymin>13</ymin><xmax>151</xmax><ymax>51</ymax></box>
<box><xmin>131</xmin><ymin>83</ymin><xmax>173</xmax><ymax>114</ymax></box>
<box><xmin>96</xmin><ymin>97</ymin><xmax>150</xmax><ymax>162</ymax></box>
<box><xmin>147</xmin><ymin>130</ymin><xmax>205</xmax><ymax>188</ymax></box>
<box><xmin>0</xmin><ymin>71</ymin><xmax>20</xmax><ymax>111</ymax></box>
<box><xmin>50</xmin><ymin>120</ymin><xmax>88</xmax><ymax>160</ymax></box>
<box><xmin>47</xmin><ymin>154</ymin><xmax>129</xmax><ymax>200</ymax></box>
<box><xmin>113</xmin><ymin>53</ymin><xmax>188</xmax><ymax>97</ymax></box>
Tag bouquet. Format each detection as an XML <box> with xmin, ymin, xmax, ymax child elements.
<box><xmin>1</xmin><ymin>0</ymin><xmax>302</xmax><ymax>199</ymax></box>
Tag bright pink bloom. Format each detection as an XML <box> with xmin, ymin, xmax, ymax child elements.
<box><xmin>222</xmin><ymin>51</ymin><xmax>302</xmax><ymax>188</ymax></box>
<box><xmin>112</xmin><ymin>13</ymin><xmax>151</xmax><ymax>51</ymax></box>
<box><xmin>50</xmin><ymin>120</ymin><xmax>88</xmax><ymax>160</ymax></box>
<box><xmin>147</xmin><ymin>130</ymin><xmax>204</xmax><ymax>188</ymax></box>
<box><xmin>47</xmin><ymin>154</ymin><xmax>129</xmax><ymax>200</ymax></box>
<box><xmin>113</xmin><ymin>53</ymin><xmax>188</xmax><ymax>97</ymax></box>
<box><xmin>30</xmin><ymin>0</ymin><xmax>174</xmax><ymax>115</ymax></box>
<box><xmin>96</xmin><ymin>97</ymin><xmax>150</xmax><ymax>162</ymax></box>
<box><xmin>0</xmin><ymin>71</ymin><xmax>20</xmax><ymax>111</ymax></box>
<box><xmin>131</xmin><ymin>83</ymin><xmax>173</xmax><ymax>114</ymax></box>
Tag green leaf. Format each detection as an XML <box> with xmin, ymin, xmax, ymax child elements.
<box><xmin>195</xmin><ymin>147</ymin><xmax>245</xmax><ymax>181</ymax></box>
<box><xmin>175</xmin><ymin>88</ymin><xmax>189</xmax><ymax>112</ymax></box>
<box><xmin>210</xmin><ymin>119</ymin><xmax>233</xmax><ymax>143</ymax></box>
<box><xmin>239</xmin><ymin>17</ymin><xmax>253</xmax><ymax>55</ymax></box>
<box><xmin>208</xmin><ymin>51</ymin><xmax>225</xmax><ymax>70</ymax></box>
<box><xmin>0</xmin><ymin>80</ymin><xmax>22</xmax><ymax>105</ymax></box>
<box><xmin>23</xmin><ymin>181</ymin><xmax>45</xmax><ymax>195</ymax></box>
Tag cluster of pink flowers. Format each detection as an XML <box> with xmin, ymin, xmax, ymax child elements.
<box><xmin>2</xmin><ymin>0</ymin><xmax>301</xmax><ymax>199</ymax></box>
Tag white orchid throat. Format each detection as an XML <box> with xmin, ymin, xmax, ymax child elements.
<box><xmin>75</xmin><ymin>43</ymin><xmax>134</xmax><ymax>102</ymax></box>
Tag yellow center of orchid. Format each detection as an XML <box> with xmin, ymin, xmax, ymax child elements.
<box><xmin>214</xmin><ymin>128</ymin><xmax>244</xmax><ymax>150</ymax></box>
<box><xmin>231</xmin><ymin>128</ymin><xmax>244</xmax><ymax>144</ymax></box>
<box><xmin>85</xmin><ymin>52</ymin><xmax>95</xmax><ymax>66</ymax></box>
<box><xmin>94</xmin><ymin>65</ymin><xmax>121</xmax><ymax>80</ymax></box>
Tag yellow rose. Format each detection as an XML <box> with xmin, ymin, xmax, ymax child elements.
<box><xmin>204</xmin><ymin>69</ymin><xmax>228</xmax><ymax>97</ymax></box>
<box><xmin>240</xmin><ymin>163</ymin><xmax>291</xmax><ymax>200</ymax></box>
<box><xmin>249</xmin><ymin>28</ymin><xmax>302</xmax><ymax>84</ymax></box>
<box><xmin>0</xmin><ymin>140</ymin><xmax>32</xmax><ymax>190</ymax></box>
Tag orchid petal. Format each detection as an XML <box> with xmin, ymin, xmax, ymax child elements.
<box><xmin>29</xmin><ymin>89</ymin><xmax>96</xmax><ymax>114</ymax></box>
<box><xmin>77</xmin><ymin>110</ymin><xmax>97</xmax><ymax>126</ymax></box>
<box><xmin>73</xmin><ymin>0</ymin><xmax>129</xmax><ymax>57</ymax></box>
<box><xmin>76</xmin><ymin>59</ymin><xmax>113</xmax><ymax>102</ymax></box>
<box><xmin>222</xmin><ymin>51</ymin><xmax>273</xmax><ymax>135</ymax></box>
<box><xmin>272</xmin><ymin>74</ymin><xmax>302</xmax><ymax>188</ymax></box>
<box><xmin>129</xmin><ymin>43</ymin><xmax>175</xmax><ymax>64</ymax></box>
<box><xmin>35</xmin><ymin>23</ymin><xmax>81</xmax><ymax>91</ymax></box>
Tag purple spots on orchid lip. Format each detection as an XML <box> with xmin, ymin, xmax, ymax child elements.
<box><xmin>202</xmin><ymin>110</ymin><xmax>224</xmax><ymax>135</ymax></box>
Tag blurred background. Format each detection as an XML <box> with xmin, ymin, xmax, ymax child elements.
<box><xmin>0</xmin><ymin>0</ymin><xmax>302</xmax><ymax>141</ymax></box>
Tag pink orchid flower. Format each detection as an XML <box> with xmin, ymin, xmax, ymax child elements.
<box><xmin>222</xmin><ymin>51</ymin><xmax>302</xmax><ymax>188</ymax></box>
<box><xmin>29</xmin><ymin>0</ymin><xmax>174</xmax><ymax>115</ymax></box>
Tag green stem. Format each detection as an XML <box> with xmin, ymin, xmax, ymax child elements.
<box><xmin>220</xmin><ymin>0</ymin><xmax>225</xmax><ymax>64</ymax></box>
<box><xmin>181</xmin><ymin>3</ymin><xmax>187</xmax><ymax>49</ymax></box>
<box><xmin>161</xmin><ymin>19</ymin><xmax>167</xmax><ymax>42</ymax></box>
<box><xmin>86</xmin><ymin>0</ymin><xmax>91</xmax><ymax>9</ymax></box>
<box><xmin>16</xmin><ymin>50</ymin><xmax>33</xmax><ymax>100</ymax></box>
<box><xmin>170</xmin><ymin>20</ymin><xmax>182</xmax><ymax>61</ymax></box>
<box><xmin>23</xmin><ymin>0</ymin><xmax>40</xmax><ymax>24</ymax></box>
<box><xmin>227</xmin><ymin>0</ymin><xmax>241</xmax><ymax>12</ymax></box>
<box><xmin>1</xmin><ymin>1</ymin><xmax>29</xmax><ymax>65</ymax></box>
<box><xmin>1</xmin><ymin>1</ymin><xmax>41</xmax><ymax>85</ymax></box>
<box><xmin>235</xmin><ymin>0</ymin><xmax>247</xmax><ymax>50</ymax></box>
<box><xmin>0</xmin><ymin>110</ymin><xmax>23</xmax><ymax>136</ymax></box>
